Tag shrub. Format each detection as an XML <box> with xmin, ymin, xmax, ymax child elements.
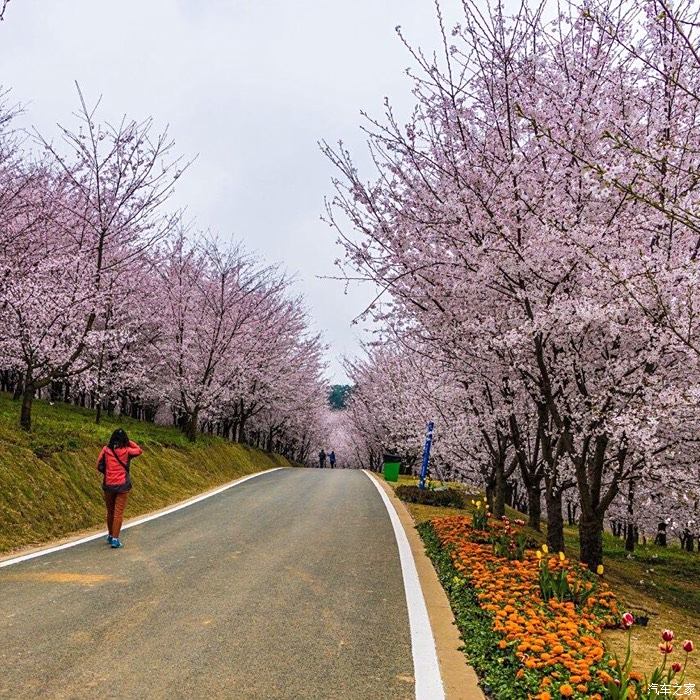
<box><xmin>395</xmin><ymin>484</ymin><xmax>465</xmax><ymax>508</ymax></box>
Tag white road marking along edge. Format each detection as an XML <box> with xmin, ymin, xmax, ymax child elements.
<box><xmin>0</xmin><ymin>467</ymin><xmax>284</xmax><ymax>569</ymax></box>
<box><xmin>363</xmin><ymin>470</ymin><xmax>445</xmax><ymax>700</ymax></box>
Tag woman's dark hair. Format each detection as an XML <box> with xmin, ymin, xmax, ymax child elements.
<box><xmin>108</xmin><ymin>428</ymin><xmax>129</xmax><ymax>450</ymax></box>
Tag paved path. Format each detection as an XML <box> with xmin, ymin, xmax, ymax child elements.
<box><xmin>0</xmin><ymin>469</ymin><xmax>416</xmax><ymax>699</ymax></box>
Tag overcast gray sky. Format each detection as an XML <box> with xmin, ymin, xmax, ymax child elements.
<box><xmin>0</xmin><ymin>0</ymin><xmax>462</xmax><ymax>383</ymax></box>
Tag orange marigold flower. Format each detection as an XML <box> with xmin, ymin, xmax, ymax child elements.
<box><xmin>429</xmin><ymin>515</ymin><xmax>619</xmax><ymax>698</ymax></box>
<box><xmin>559</xmin><ymin>684</ymin><xmax>574</xmax><ymax>697</ymax></box>
<box><xmin>598</xmin><ymin>670</ymin><xmax>613</xmax><ymax>684</ymax></box>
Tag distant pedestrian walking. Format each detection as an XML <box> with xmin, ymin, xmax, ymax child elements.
<box><xmin>329</xmin><ymin>451</ymin><xmax>336</xmax><ymax>469</ymax></box>
<box><xmin>97</xmin><ymin>428</ymin><xmax>142</xmax><ymax>549</ymax></box>
<box><xmin>318</xmin><ymin>449</ymin><xmax>326</xmax><ymax>469</ymax></box>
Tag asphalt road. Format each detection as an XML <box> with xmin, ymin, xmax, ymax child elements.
<box><xmin>0</xmin><ymin>468</ymin><xmax>415</xmax><ymax>700</ymax></box>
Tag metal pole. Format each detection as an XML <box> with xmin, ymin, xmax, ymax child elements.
<box><xmin>419</xmin><ymin>421</ymin><xmax>434</xmax><ymax>490</ymax></box>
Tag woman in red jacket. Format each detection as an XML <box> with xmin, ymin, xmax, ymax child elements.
<box><xmin>97</xmin><ymin>428</ymin><xmax>142</xmax><ymax>549</ymax></box>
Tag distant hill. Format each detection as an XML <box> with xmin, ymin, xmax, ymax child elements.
<box><xmin>328</xmin><ymin>384</ymin><xmax>353</xmax><ymax>410</ymax></box>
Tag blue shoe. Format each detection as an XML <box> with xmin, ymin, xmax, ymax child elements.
<box><xmin>110</xmin><ymin>538</ymin><xmax>123</xmax><ymax>549</ymax></box>
<box><xmin>105</xmin><ymin>535</ymin><xmax>113</xmax><ymax>545</ymax></box>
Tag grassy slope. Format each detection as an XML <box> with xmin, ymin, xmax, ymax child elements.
<box><xmin>390</xmin><ymin>475</ymin><xmax>699</xmax><ymax>681</ymax></box>
<box><xmin>0</xmin><ymin>393</ymin><xmax>293</xmax><ymax>554</ymax></box>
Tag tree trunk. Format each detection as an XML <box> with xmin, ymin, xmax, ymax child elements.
<box><xmin>184</xmin><ymin>409</ymin><xmax>199</xmax><ymax>442</ymax></box>
<box><xmin>50</xmin><ymin>381</ymin><xmax>63</xmax><ymax>403</ymax></box>
<box><xmin>624</xmin><ymin>480</ymin><xmax>636</xmax><ymax>551</ymax></box>
<box><xmin>579</xmin><ymin>513</ymin><xmax>604</xmax><ymax>570</ymax></box>
<box><xmin>12</xmin><ymin>376</ymin><xmax>24</xmax><ymax>400</ymax></box>
<box><xmin>545</xmin><ymin>489</ymin><xmax>565</xmax><ymax>553</ymax></box>
<box><xmin>492</xmin><ymin>460</ymin><xmax>506</xmax><ymax>518</ymax></box>
<box><xmin>95</xmin><ymin>402</ymin><xmax>102</xmax><ymax>424</ymax></box>
<box><xmin>655</xmin><ymin>522</ymin><xmax>667</xmax><ymax>547</ymax></box>
<box><xmin>505</xmin><ymin>481</ymin><xmax>515</xmax><ymax>508</ymax></box>
<box><xmin>237</xmin><ymin>416</ymin><xmax>247</xmax><ymax>444</ymax></box>
<box><xmin>20</xmin><ymin>383</ymin><xmax>34</xmax><ymax>431</ymax></box>
<box><xmin>527</xmin><ymin>483</ymin><xmax>542</xmax><ymax>530</ymax></box>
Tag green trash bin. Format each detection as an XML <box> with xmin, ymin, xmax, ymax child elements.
<box><xmin>383</xmin><ymin>453</ymin><xmax>401</xmax><ymax>482</ymax></box>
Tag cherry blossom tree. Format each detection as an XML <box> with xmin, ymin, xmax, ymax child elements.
<box><xmin>0</xmin><ymin>88</ymin><xmax>185</xmax><ymax>430</ymax></box>
<box><xmin>0</xmin><ymin>166</ymin><xmax>102</xmax><ymax>430</ymax></box>
<box><xmin>325</xmin><ymin>0</ymin><xmax>700</xmax><ymax>568</ymax></box>
<box><xmin>0</xmin><ymin>85</ymin><xmax>329</xmax><ymax>459</ymax></box>
<box><xmin>153</xmin><ymin>230</ymin><xmax>303</xmax><ymax>441</ymax></box>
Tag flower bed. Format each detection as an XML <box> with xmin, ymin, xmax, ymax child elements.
<box><xmin>420</xmin><ymin>515</ymin><xmax>620</xmax><ymax>699</ymax></box>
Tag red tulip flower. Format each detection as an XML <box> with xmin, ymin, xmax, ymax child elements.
<box><xmin>621</xmin><ymin>612</ymin><xmax>635</xmax><ymax>629</ymax></box>
<box><xmin>672</xmin><ymin>662</ymin><xmax>682</xmax><ymax>673</ymax></box>
<box><xmin>659</xmin><ymin>642</ymin><xmax>673</xmax><ymax>654</ymax></box>
<box><xmin>662</xmin><ymin>629</ymin><xmax>674</xmax><ymax>642</ymax></box>
<box><xmin>683</xmin><ymin>640</ymin><xmax>694</xmax><ymax>653</ymax></box>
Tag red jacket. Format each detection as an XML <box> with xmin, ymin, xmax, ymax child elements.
<box><xmin>98</xmin><ymin>441</ymin><xmax>142</xmax><ymax>493</ymax></box>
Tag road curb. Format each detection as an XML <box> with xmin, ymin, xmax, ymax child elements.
<box><xmin>365</xmin><ymin>470</ymin><xmax>444</xmax><ymax>700</ymax></box>
<box><xmin>366</xmin><ymin>471</ymin><xmax>485</xmax><ymax>700</ymax></box>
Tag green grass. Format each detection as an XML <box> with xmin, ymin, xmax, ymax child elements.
<box><xmin>560</xmin><ymin>524</ymin><xmax>700</xmax><ymax>615</ymax></box>
<box><xmin>0</xmin><ymin>395</ymin><xmax>211</xmax><ymax>456</ymax></box>
<box><xmin>0</xmin><ymin>393</ymin><xmax>293</xmax><ymax>553</ymax></box>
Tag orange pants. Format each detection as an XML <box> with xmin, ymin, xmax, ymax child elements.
<box><xmin>103</xmin><ymin>491</ymin><xmax>129</xmax><ymax>538</ymax></box>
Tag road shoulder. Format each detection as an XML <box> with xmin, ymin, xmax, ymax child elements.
<box><xmin>367</xmin><ymin>471</ymin><xmax>485</xmax><ymax>700</ymax></box>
